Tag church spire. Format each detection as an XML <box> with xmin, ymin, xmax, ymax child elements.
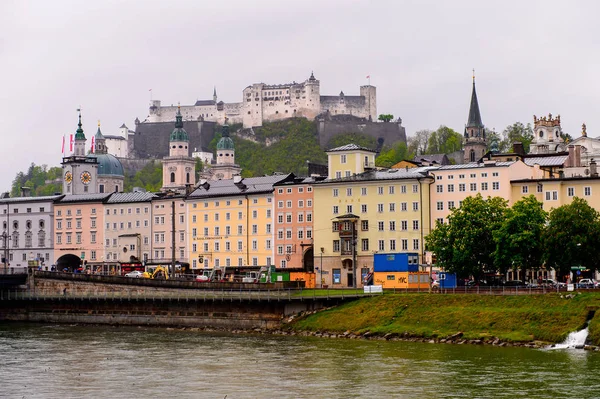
<box><xmin>213</xmin><ymin>87</ymin><xmax>217</xmax><ymax>103</ymax></box>
<box><xmin>75</xmin><ymin>109</ymin><xmax>85</xmax><ymax>140</ymax></box>
<box><xmin>467</xmin><ymin>69</ymin><xmax>483</xmax><ymax>128</ymax></box>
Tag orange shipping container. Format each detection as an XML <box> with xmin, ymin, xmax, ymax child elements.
<box><xmin>290</xmin><ymin>272</ymin><xmax>316</xmax><ymax>289</ymax></box>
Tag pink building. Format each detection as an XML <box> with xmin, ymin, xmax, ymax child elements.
<box><xmin>429</xmin><ymin>160</ymin><xmax>537</xmax><ymax>227</ymax></box>
<box><xmin>273</xmin><ymin>176</ymin><xmax>323</xmax><ymax>269</ymax></box>
<box><xmin>54</xmin><ymin>193</ymin><xmax>110</xmax><ymax>272</ymax></box>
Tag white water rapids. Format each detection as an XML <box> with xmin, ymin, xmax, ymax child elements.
<box><xmin>548</xmin><ymin>325</ymin><xmax>589</xmax><ymax>350</ymax></box>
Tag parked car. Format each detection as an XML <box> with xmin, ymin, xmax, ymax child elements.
<box><xmin>541</xmin><ymin>279</ymin><xmax>566</xmax><ymax>288</ymax></box>
<box><xmin>503</xmin><ymin>280</ymin><xmax>527</xmax><ymax>287</ymax></box>
<box><xmin>124</xmin><ymin>271</ymin><xmax>144</xmax><ymax>278</ymax></box>
<box><xmin>577</xmin><ymin>279</ymin><xmax>598</xmax><ymax>289</ymax></box>
<box><xmin>431</xmin><ymin>280</ymin><xmax>440</xmax><ymax>289</ymax></box>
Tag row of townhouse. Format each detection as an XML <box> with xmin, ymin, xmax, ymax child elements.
<box><xmin>3</xmin><ymin>144</ymin><xmax>600</xmax><ymax>286</ymax></box>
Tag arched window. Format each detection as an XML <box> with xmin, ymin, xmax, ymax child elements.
<box><xmin>186</xmin><ymin>173</ymin><xmax>190</xmax><ymax>183</ymax></box>
<box><xmin>470</xmin><ymin>149</ymin><xmax>475</xmax><ymax>162</ymax></box>
<box><xmin>170</xmin><ymin>172</ymin><xmax>175</xmax><ymax>183</ymax></box>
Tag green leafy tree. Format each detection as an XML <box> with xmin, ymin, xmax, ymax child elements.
<box><xmin>408</xmin><ymin>129</ymin><xmax>432</xmax><ymax>156</ymax></box>
<box><xmin>542</xmin><ymin>197</ymin><xmax>600</xmax><ymax>281</ymax></box>
<box><xmin>124</xmin><ymin>161</ymin><xmax>163</xmax><ymax>192</ymax></box>
<box><xmin>378</xmin><ymin>114</ymin><xmax>394</xmax><ymax>123</ymax></box>
<box><xmin>375</xmin><ymin>141</ymin><xmax>411</xmax><ymax>167</ymax></box>
<box><xmin>502</xmin><ymin>122</ymin><xmax>534</xmax><ymax>153</ymax></box>
<box><xmin>427</xmin><ymin>126</ymin><xmax>462</xmax><ymax>154</ymax></box>
<box><xmin>493</xmin><ymin>195</ymin><xmax>547</xmax><ymax>277</ymax></box>
<box><xmin>425</xmin><ymin>194</ymin><xmax>508</xmax><ymax>279</ymax></box>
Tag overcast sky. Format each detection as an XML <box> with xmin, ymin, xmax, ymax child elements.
<box><xmin>1</xmin><ymin>0</ymin><xmax>599</xmax><ymax>192</ymax></box>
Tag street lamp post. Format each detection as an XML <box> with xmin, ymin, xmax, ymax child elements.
<box><xmin>320</xmin><ymin>247</ymin><xmax>324</xmax><ymax>289</ymax></box>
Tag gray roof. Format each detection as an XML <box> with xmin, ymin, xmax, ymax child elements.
<box><xmin>436</xmin><ymin>161</ymin><xmax>515</xmax><ymax>170</ymax></box>
<box><xmin>523</xmin><ymin>155</ymin><xmax>568</xmax><ymax>167</ymax></box>
<box><xmin>318</xmin><ymin>167</ymin><xmax>433</xmax><ymax>184</ymax></box>
<box><xmin>106</xmin><ymin>192</ymin><xmax>157</xmax><ymax>204</ymax></box>
<box><xmin>189</xmin><ymin>174</ymin><xmax>294</xmax><ymax>199</ymax></box>
<box><xmin>0</xmin><ymin>195</ymin><xmax>64</xmax><ymax>204</ymax></box>
<box><xmin>327</xmin><ymin>143</ymin><xmax>377</xmax><ymax>153</ymax></box>
<box><xmin>103</xmin><ymin>135</ymin><xmax>126</xmax><ymax>141</ymax></box>
<box><xmin>194</xmin><ymin>100</ymin><xmax>216</xmax><ymax>106</ymax></box>
<box><xmin>413</xmin><ymin>154</ymin><xmax>450</xmax><ymax>165</ymax></box>
<box><xmin>56</xmin><ymin>193</ymin><xmax>112</xmax><ymax>203</ymax></box>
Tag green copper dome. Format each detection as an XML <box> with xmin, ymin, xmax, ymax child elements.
<box><xmin>74</xmin><ymin>112</ymin><xmax>86</xmax><ymax>140</ymax></box>
<box><xmin>216</xmin><ymin>123</ymin><xmax>234</xmax><ymax>150</ymax></box>
<box><xmin>169</xmin><ymin>107</ymin><xmax>189</xmax><ymax>142</ymax></box>
<box><xmin>93</xmin><ymin>153</ymin><xmax>124</xmax><ymax>176</ymax></box>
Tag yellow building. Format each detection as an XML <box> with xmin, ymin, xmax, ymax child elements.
<box><xmin>313</xmin><ymin>144</ymin><xmax>434</xmax><ymax>288</ymax></box>
<box><xmin>186</xmin><ymin>174</ymin><xmax>294</xmax><ymax>270</ymax></box>
<box><xmin>511</xmin><ymin>175</ymin><xmax>600</xmax><ymax>213</ymax></box>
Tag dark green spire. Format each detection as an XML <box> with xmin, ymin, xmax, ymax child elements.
<box><xmin>169</xmin><ymin>105</ymin><xmax>189</xmax><ymax>142</ymax></box>
<box><xmin>217</xmin><ymin>119</ymin><xmax>234</xmax><ymax>150</ymax></box>
<box><xmin>75</xmin><ymin>110</ymin><xmax>86</xmax><ymax>140</ymax></box>
<box><xmin>467</xmin><ymin>76</ymin><xmax>483</xmax><ymax>128</ymax></box>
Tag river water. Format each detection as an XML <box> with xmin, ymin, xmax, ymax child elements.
<box><xmin>1</xmin><ymin>322</ymin><xmax>600</xmax><ymax>399</ymax></box>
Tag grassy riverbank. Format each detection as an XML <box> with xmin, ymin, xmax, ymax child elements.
<box><xmin>290</xmin><ymin>292</ymin><xmax>600</xmax><ymax>345</ymax></box>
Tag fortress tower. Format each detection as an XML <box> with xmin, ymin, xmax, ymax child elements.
<box><xmin>463</xmin><ymin>73</ymin><xmax>487</xmax><ymax>163</ymax></box>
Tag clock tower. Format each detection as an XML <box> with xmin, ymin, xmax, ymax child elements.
<box><xmin>61</xmin><ymin>111</ymin><xmax>99</xmax><ymax>195</ymax></box>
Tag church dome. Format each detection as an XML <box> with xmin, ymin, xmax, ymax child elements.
<box><xmin>170</xmin><ymin>105</ymin><xmax>189</xmax><ymax>142</ymax></box>
<box><xmin>217</xmin><ymin>123</ymin><xmax>234</xmax><ymax>150</ymax></box>
<box><xmin>93</xmin><ymin>153</ymin><xmax>124</xmax><ymax>177</ymax></box>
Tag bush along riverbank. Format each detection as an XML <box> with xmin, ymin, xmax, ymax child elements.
<box><xmin>283</xmin><ymin>292</ymin><xmax>600</xmax><ymax>349</ymax></box>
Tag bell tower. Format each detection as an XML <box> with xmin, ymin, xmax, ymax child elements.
<box><xmin>161</xmin><ymin>105</ymin><xmax>196</xmax><ymax>192</ymax></box>
<box><xmin>463</xmin><ymin>70</ymin><xmax>487</xmax><ymax>163</ymax></box>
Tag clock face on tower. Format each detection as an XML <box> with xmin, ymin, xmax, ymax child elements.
<box><xmin>80</xmin><ymin>171</ymin><xmax>92</xmax><ymax>185</ymax></box>
<box><xmin>64</xmin><ymin>171</ymin><xmax>73</xmax><ymax>184</ymax></box>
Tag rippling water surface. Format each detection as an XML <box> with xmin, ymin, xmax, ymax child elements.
<box><xmin>1</xmin><ymin>323</ymin><xmax>600</xmax><ymax>398</ymax></box>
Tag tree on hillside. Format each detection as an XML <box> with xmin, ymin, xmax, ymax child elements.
<box><xmin>375</xmin><ymin>141</ymin><xmax>411</xmax><ymax>167</ymax></box>
<box><xmin>493</xmin><ymin>195</ymin><xmax>547</xmax><ymax>278</ymax></box>
<box><xmin>407</xmin><ymin>129</ymin><xmax>432</xmax><ymax>156</ymax></box>
<box><xmin>124</xmin><ymin>161</ymin><xmax>163</xmax><ymax>192</ymax></box>
<box><xmin>378</xmin><ymin>114</ymin><xmax>394</xmax><ymax>123</ymax></box>
<box><xmin>326</xmin><ymin>132</ymin><xmax>378</xmax><ymax>150</ymax></box>
<box><xmin>542</xmin><ymin>197</ymin><xmax>600</xmax><ymax>281</ymax></box>
<box><xmin>425</xmin><ymin>194</ymin><xmax>508</xmax><ymax>279</ymax></box>
<box><xmin>10</xmin><ymin>164</ymin><xmax>62</xmax><ymax>197</ymax></box>
<box><xmin>427</xmin><ymin>126</ymin><xmax>463</xmax><ymax>154</ymax></box>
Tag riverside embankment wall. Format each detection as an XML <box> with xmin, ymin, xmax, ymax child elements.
<box><xmin>0</xmin><ymin>272</ymin><xmax>345</xmax><ymax>329</ymax></box>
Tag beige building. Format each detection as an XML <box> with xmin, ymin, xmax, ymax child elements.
<box><xmin>104</xmin><ymin>192</ymin><xmax>156</xmax><ymax>268</ymax></box>
<box><xmin>429</xmin><ymin>160</ymin><xmax>540</xmax><ymax>226</ymax></box>
<box><xmin>150</xmin><ymin>193</ymin><xmax>188</xmax><ymax>267</ymax></box>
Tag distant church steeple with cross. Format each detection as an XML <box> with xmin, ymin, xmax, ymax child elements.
<box><xmin>463</xmin><ymin>70</ymin><xmax>487</xmax><ymax>163</ymax></box>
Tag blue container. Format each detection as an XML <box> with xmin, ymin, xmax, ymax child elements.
<box><xmin>438</xmin><ymin>272</ymin><xmax>457</xmax><ymax>289</ymax></box>
<box><xmin>373</xmin><ymin>253</ymin><xmax>419</xmax><ymax>272</ymax></box>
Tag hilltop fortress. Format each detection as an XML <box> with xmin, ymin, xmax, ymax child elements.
<box><xmin>144</xmin><ymin>72</ymin><xmax>377</xmax><ymax>128</ymax></box>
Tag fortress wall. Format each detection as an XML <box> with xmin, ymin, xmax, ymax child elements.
<box><xmin>317</xmin><ymin>118</ymin><xmax>407</xmax><ymax>149</ymax></box>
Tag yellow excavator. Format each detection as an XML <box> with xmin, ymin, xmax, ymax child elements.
<box><xmin>143</xmin><ymin>265</ymin><xmax>169</xmax><ymax>279</ymax></box>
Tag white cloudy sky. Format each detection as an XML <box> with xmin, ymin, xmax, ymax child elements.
<box><xmin>1</xmin><ymin>0</ymin><xmax>599</xmax><ymax>191</ymax></box>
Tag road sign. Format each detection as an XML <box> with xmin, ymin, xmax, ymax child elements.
<box><xmin>571</xmin><ymin>266</ymin><xmax>585</xmax><ymax>270</ymax></box>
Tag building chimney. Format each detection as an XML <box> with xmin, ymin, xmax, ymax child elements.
<box><xmin>20</xmin><ymin>187</ymin><xmax>31</xmax><ymax>197</ymax></box>
<box><xmin>567</xmin><ymin>145</ymin><xmax>582</xmax><ymax>168</ymax></box>
<box><xmin>233</xmin><ymin>175</ymin><xmax>243</xmax><ymax>184</ymax></box>
<box><xmin>591</xmin><ymin>158</ymin><xmax>597</xmax><ymax>178</ymax></box>
<box><xmin>512</xmin><ymin>142</ymin><xmax>525</xmax><ymax>156</ymax></box>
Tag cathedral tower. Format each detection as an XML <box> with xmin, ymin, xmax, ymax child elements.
<box><xmin>463</xmin><ymin>72</ymin><xmax>487</xmax><ymax>163</ymax></box>
<box><xmin>209</xmin><ymin>119</ymin><xmax>241</xmax><ymax>180</ymax></box>
<box><xmin>161</xmin><ymin>106</ymin><xmax>196</xmax><ymax>192</ymax></box>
